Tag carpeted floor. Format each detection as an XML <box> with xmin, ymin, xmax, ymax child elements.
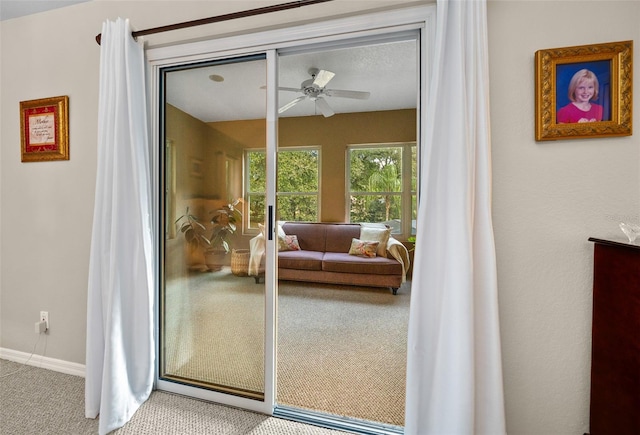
<box><xmin>0</xmin><ymin>359</ymin><xmax>344</xmax><ymax>435</ymax></box>
<box><xmin>163</xmin><ymin>271</ymin><xmax>410</xmax><ymax>426</ymax></box>
<box><xmin>0</xmin><ymin>360</ymin><xmax>97</xmax><ymax>434</ymax></box>
<box><xmin>0</xmin><ymin>274</ymin><xmax>409</xmax><ymax>433</ymax></box>
<box><xmin>277</xmin><ymin>281</ymin><xmax>409</xmax><ymax>426</ymax></box>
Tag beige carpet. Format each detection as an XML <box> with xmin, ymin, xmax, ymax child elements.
<box><xmin>0</xmin><ymin>359</ymin><xmax>97</xmax><ymax>434</ymax></box>
<box><xmin>163</xmin><ymin>270</ymin><xmax>410</xmax><ymax>427</ymax></box>
<box><xmin>0</xmin><ymin>359</ymin><xmax>343</xmax><ymax>435</ymax></box>
<box><xmin>164</xmin><ymin>272</ymin><xmax>266</xmax><ymax>393</ymax></box>
<box><xmin>277</xmin><ymin>281</ymin><xmax>409</xmax><ymax>426</ymax></box>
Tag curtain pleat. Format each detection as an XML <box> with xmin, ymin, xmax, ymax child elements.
<box><xmin>404</xmin><ymin>0</ymin><xmax>506</xmax><ymax>433</ymax></box>
<box><xmin>85</xmin><ymin>18</ymin><xmax>154</xmax><ymax>435</ymax></box>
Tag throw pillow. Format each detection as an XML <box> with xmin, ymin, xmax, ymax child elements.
<box><xmin>277</xmin><ymin>223</ymin><xmax>286</xmax><ymax>239</ymax></box>
<box><xmin>348</xmin><ymin>238</ymin><xmax>379</xmax><ymax>258</ymax></box>
<box><xmin>277</xmin><ymin>223</ymin><xmax>287</xmax><ymax>247</ymax></box>
<box><xmin>279</xmin><ymin>234</ymin><xmax>301</xmax><ymax>251</ymax></box>
<box><xmin>359</xmin><ymin>226</ymin><xmax>391</xmax><ymax>258</ymax></box>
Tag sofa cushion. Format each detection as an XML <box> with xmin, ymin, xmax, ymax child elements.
<box><xmin>322</xmin><ymin>252</ymin><xmax>403</xmax><ymax>275</ymax></box>
<box><xmin>278</xmin><ymin>250</ymin><xmax>324</xmax><ymax>271</ymax></box>
<box><xmin>359</xmin><ymin>226</ymin><xmax>391</xmax><ymax>258</ymax></box>
<box><xmin>324</xmin><ymin>224</ymin><xmax>361</xmax><ymax>253</ymax></box>
<box><xmin>281</xmin><ymin>222</ymin><xmax>327</xmax><ymax>252</ymax></box>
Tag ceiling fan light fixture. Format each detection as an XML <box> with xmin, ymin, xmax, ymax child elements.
<box><xmin>277</xmin><ymin>67</ymin><xmax>369</xmax><ymax>117</ymax></box>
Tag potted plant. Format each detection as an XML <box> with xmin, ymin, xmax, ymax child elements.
<box><xmin>175</xmin><ymin>207</ymin><xmax>211</xmax><ymax>270</ymax></box>
<box><xmin>204</xmin><ymin>199</ymin><xmax>243</xmax><ymax>271</ymax></box>
<box><xmin>407</xmin><ymin>235</ymin><xmax>416</xmax><ymax>252</ymax></box>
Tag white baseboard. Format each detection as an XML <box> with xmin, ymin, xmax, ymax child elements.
<box><xmin>0</xmin><ymin>347</ymin><xmax>85</xmax><ymax>378</ymax></box>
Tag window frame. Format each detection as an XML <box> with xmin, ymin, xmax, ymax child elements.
<box><xmin>244</xmin><ymin>146</ymin><xmax>321</xmax><ymax>234</ymax></box>
<box><xmin>346</xmin><ymin>142</ymin><xmax>417</xmax><ymax>239</ymax></box>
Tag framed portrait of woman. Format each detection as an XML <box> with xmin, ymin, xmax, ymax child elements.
<box><xmin>535</xmin><ymin>40</ymin><xmax>632</xmax><ymax>141</ymax></box>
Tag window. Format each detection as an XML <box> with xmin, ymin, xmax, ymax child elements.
<box><xmin>347</xmin><ymin>143</ymin><xmax>417</xmax><ymax>237</ymax></box>
<box><xmin>245</xmin><ymin>147</ymin><xmax>320</xmax><ymax>230</ymax></box>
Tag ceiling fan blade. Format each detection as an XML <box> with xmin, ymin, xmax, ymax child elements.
<box><xmin>279</xmin><ymin>96</ymin><xmax>307</xmax><ymax>114</ymax></box>
<box><xmin>278</xmin><ymin>86</ymin><xmax>302</xmax><ymax>92</ymax></box>
<box><xmin>324</xmin><ymin>89</ymin><xmax>371</xmax><ymax>100</ymax></box>
<box><xmin>259</xmin><ymin>85</ymin><xmax>301</xmax><ymax>92</ymax></box>
<box><xmin>313</xmin><ymin>69</ymin><xmax>335</xmax><ymax>88</ymax></box>
<box><xmin>315</xmin><ymin>97</ymin><xmax>335</xmax><ymax>117</ymax></box>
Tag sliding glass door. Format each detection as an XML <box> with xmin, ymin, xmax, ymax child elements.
<box><xmin>150</xmin><ymin>4</ymin><xmax>433</xmax><ymax>431</ymax></box>
<box><xmin>273</xmin><ymin>38</ymin><xmax>418</xmax><ymax>431</ymax></box>
<box><xmin>158</xmin><ymin>54</ymin><xmax>275</xmax><ymax>411</ymax></box>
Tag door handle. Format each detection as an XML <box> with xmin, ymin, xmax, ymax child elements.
<box><xmin>268</xmin><ymin>205</ymin><xmax>274</xmax><ymax>241</ymax></box>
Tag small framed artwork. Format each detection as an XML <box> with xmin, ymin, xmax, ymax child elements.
<box><xmin>20</xmin><ymin>96</ymin><xmax>69</xmax><ymax>162</ymax></box>
<box><xmin>190</xmin><ymin>158</ymin><xmax>203</xmax><ymax>178</ymax></box>
<box><xmin>535</xmin><ymin>40</ymin><xmax>632</xmax><ymax>141</ymax></box>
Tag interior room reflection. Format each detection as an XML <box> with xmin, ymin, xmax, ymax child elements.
<box><xmin>161</xmin><ymin>38</ymin><xmax>417</xmax><ymax>426</ymax></box>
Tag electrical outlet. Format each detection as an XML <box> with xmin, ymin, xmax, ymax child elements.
<box><xmin>40</xmin><ymin>311</ymin><xmax>49</xmax><ymax>331</ymax></box>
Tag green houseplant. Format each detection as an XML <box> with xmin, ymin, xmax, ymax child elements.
<box><xmin>407</xmin><ymin>235</ymin><xmax>416</xmax><ymax>252</ymax></box>
<box><xmin>208</xmin><ymin>199</ymin><xmax>242</xmax><ymax>253</ymax></box>
<box><xmin>175</xmin><ymin>207</ymin><xmax>210</xmax><ymax>251</ymax></box>
<box><xmin>204</xmin><ymin>200</ymin><xmax>242</xmax><ymax>270</ymax></box>
<box><xmin>175</xmin><ymin>200</ymin><xmax>242</xmax><ymax>271</ymax></box>
<box><xmin>174</xmin><ymin>207</ymin><xmax>210</xmax><ymax>271</ymax></box>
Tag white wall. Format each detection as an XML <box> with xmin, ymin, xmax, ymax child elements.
<box><xmin>1</xmin><ymin>1</ymin><xmax>639</xmax><ymax>434</ymax></box>
<box><xmin>0</xmin><ymin>0</ymin><xmax>419</xmax><ymax>364</ymax></box>
<box><xmin>488</xmin><ymin>1</ymin><xmax>640</xmax><ymax>434</ymax></box>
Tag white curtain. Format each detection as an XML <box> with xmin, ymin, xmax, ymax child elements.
<box><xmin>404</xmin><ymin>0</ymin><xmax>506</xmax><ymax>433</ymax></box>
<box><xmin>85</xmin><ymin>18</ymin><xmax>154</xmax><ymax>435</ymax></box>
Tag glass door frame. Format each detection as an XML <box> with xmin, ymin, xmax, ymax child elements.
<box><xmin>151</xmin><ymin>50</ymin><xmax>278</xmax><ymax>415</ymax></box>
<box><xmin>147</xmin><ymin>2</ymin><xmax>435</xmax><ymax>418</ymax></box>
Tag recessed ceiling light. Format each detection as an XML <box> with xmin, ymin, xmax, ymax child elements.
<box><xmin>209</xmin><ymin>74</ymin><xmax>224</xmax><ymax>82</ymax></box>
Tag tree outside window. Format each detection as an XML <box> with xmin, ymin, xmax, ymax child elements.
<box><xmin>348</xmin><ymin>144</ymin><xmax>416</xmax><ymax>237</ymax></box>
<box><xmin>245</xmin><ymin>148</ymin><xmax>319</xmax><ymax>230</ymax></box>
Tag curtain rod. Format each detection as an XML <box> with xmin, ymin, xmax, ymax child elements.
<box><xmin>95</xmin><ymin>0</ymin><xmax>333</xmax><ymax>45</ymax></box>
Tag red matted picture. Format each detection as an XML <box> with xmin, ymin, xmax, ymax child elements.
<box><xmin>20</xmin><ymin>96</ymin><xmax>69</xmax><ymax>162</ymax></box>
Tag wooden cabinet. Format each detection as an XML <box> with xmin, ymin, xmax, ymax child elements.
<box><xmin>588</xmin><ymin>238</ymin><xmax>640</xmax><ymax>435</ymax></box>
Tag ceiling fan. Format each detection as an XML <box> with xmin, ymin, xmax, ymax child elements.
<box><xmin>278</xmin><ymin>68</ymin><xmax>371</xmax><ymax>117</ymax></box>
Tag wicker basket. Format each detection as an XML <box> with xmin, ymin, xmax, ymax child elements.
<box><xmin>231</xmin><ymin>249</ymin><xmax>251</xmax><ymax>276</ymax></box>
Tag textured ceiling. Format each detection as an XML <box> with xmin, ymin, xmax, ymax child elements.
<box><xmin>165</xmin><ymin>38</ymin><xmax>419</xmax><ymax>122</ymax></box>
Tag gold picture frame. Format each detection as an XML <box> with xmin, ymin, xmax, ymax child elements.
<box><xmin>20</xmin><ymin>96</ymin><xmax>69</xmax><ymax>162</ymax></box>
<box><xmin>535</xmin><ymin>40</ymin><xmax>632</xmax><ymax>141</ymax></box>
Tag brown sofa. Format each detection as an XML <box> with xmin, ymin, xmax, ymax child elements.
<box><xmin>249</xmin><ymin>222</ymin><xmax>409</xmax><ymax>294</ymax></box>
